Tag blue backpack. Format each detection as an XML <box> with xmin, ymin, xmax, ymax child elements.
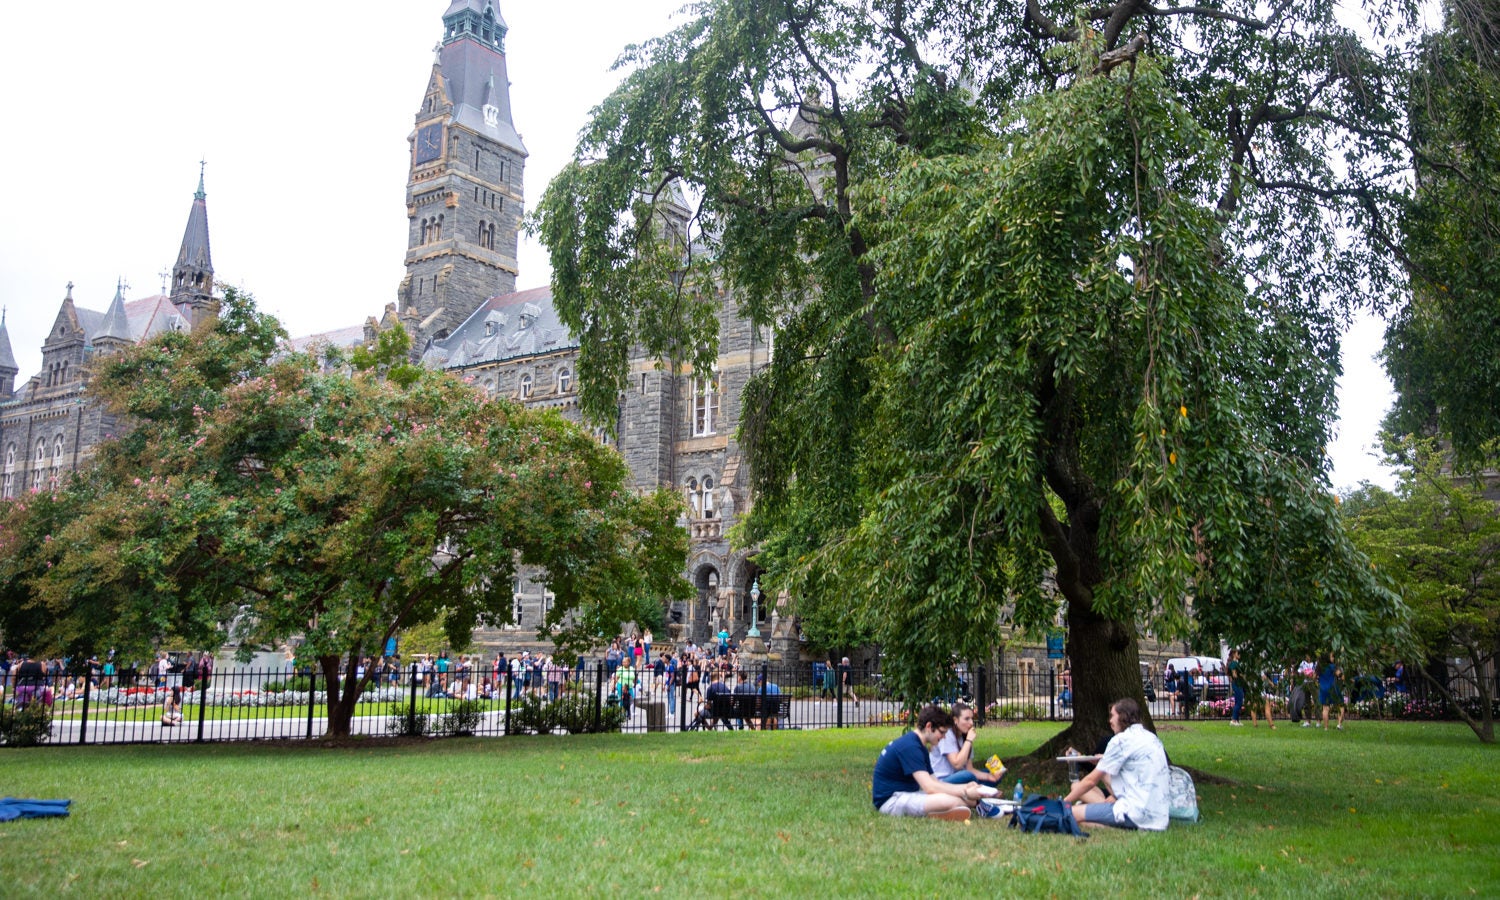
<box><xmin>1009</xmin><ymin>795</ymin><xmax>1088</xmax><ymax>838</ymax></box>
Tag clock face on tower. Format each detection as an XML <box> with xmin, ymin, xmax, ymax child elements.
<box><xmin>415</xmin><ymin>123</ymin><xmax>444</xmax><ymax>164</ymax></box>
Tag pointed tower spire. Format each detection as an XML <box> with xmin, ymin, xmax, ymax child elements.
<box><xmin>0</xmin><ymin>304</ymin><xmax>18</xmax><ymax>400</ymax></box>
<box><xmin>170</xmin><ymin>164</ymin><xmax>216</xmax><ymax>328</ymax></box>
<box><xmin>94</xmin><ymin>278</ymin><xmax>135</xmax><ymax>349</ymax></box>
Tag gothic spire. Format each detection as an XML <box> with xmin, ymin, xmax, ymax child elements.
<box><xmin>170</xmin><ymin>165</ymin><xmax>215</xmax><ymax>327</ymax></box>
<box><xmin>0</xmin><ymin>305</ymin><xmax>18</xmax><ymax>374</ymax></box>
<box><xmin>94</xmin><ymin>278</ymin><xmax>134</xmax><ymax>345</ymax></box>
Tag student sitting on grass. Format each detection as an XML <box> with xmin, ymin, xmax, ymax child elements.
<box><xmin>929</xmin><ymin>702</ymin><xmax>1003</xmax><ymax>788</ymax></box>
<box><xmin>1062</xmin><ymin>698</ymin><xmax>1169</xmax><ymax>831</ymax></box>
<box><xmin>872</xmin><ymin>705</ymin><xmax>988</xmax><ymax>820</ymax></box>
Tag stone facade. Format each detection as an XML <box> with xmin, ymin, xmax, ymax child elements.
<box><xmin>0</xmin><ymin>190</ymin><xmax>204</xmax><ymax>502</ymax></box>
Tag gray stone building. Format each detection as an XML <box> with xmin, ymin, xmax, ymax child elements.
<box><xmin>0</xmin><ymin>173</ymin><xmax>213</xmax><ymax>500</ymax></box>
<box><xmin>288</xmin><ymin>1</ymin><xmax>776</xmax><ymax>648</ymax></box>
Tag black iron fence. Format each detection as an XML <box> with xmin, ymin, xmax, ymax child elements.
<box><xmin>1</xmin><ymin>661</ymin><xmax>1483</xmax><ymax>746</ymax></box>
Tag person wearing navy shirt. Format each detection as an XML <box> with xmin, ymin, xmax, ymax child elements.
<box><xmin>871</xmin><ymin>705</ymin><xmax>984</xmax><ymax>820</ymax></box>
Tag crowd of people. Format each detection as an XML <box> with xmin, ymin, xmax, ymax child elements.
<box><xmin>1158</xmin><ymin>650</ymin><xmax>1406</xmax><ymax>728</ymax></box>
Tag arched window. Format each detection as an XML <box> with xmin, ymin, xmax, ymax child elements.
<box><xmin>2</xmin><ymin>473</ymin><xmax>12</xmax><ymax>499</ymax></box>
<box><xmin>434</xmin><ymin>215</ymin><xmax>444</xmax><ymax>241</ymax></box>
<box><xmin>53</xmin><ymin>436</ymin><xmax>64</xmax><ymax>465</ymax></box>
<box><xmin>701</xmin><ymin>477</ymin><xmax>715</xmax><ymax>518</ymax></box>
<box><xmin>4</xmin><ymin>443</ymin><xmax>15</xmax><ymax>467</ymax></box>
<box><xmin>686</xmin><ymin>478</ymin><xmax>700</xmax><ymax>518</ymax></box>
<box><xmin>519</xmin><ymin>373</ymin><xmax>532</xmax><ymax>399</ymax></box>
<box><xmin>478</xmin><ymin>220</ymin><xmax>486</xmax><ymax>244</ymax></box>
<box><xmin>35</xmin><ymin>439</ymin><xmax>46</xmax><ymax>464</ymax></box>
<box><xmin>420</xmin><ymin>218</ymin><xmax>429</xmax><ymax>244</ymax></box>
<box><xmin>557</xmin><ymin>367</ymin><xmax>572</xmax><ymax>393</ymax></box>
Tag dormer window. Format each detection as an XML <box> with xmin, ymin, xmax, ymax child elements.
<box><xmin>557</xmin><ymin>367</ymin><xmax>572</xmax><ymax>393</ymax></box>
<box><xmin>519</xmin><ymin>373</ymin><xmax>532</xmax><ymax>399</ymax></box>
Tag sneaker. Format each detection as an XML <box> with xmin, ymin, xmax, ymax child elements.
<box><xmin>976</xmin><ymin>800</ymin><xmax>1003</xmax><ymax>819</ymax></box>
<box><xmin>1336</xmin><ymin>724</ymin><xmax>1343</xmax><ymax>730</ymax></box>
<box><xmin>1300</xmin><ymin>721</ymin><xmax>1311</xmax><ymax>727</ymax></box>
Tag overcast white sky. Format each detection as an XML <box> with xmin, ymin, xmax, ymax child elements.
<box><xmin>0</xmin><ymin>0</ymin><xmax>1396</xmax><ymax>490</ymax></box>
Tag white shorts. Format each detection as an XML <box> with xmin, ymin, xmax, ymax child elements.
<box><xmin>878</xmin><ymin>791</ymin><xmax>930</xmax><ymax>817</ymax></box>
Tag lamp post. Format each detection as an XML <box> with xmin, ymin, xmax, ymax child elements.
<box><xmin>746</xmin><ymin>578</ymin><xmax>761</xmax><ymax>638</ymax></box>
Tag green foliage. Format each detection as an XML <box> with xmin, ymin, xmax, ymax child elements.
<box><xmin>546</xmin><ymin>692</ymin><xmax>626</xmax><ymax>734</ymax></box>
<box><xmin>0</xmin><ymin>287</ymin><xmax>690</xmax><ymax>735</ymax></box>
<box><xmin>350</xmin><ymin>321</ymin><xmax>424</xmax><ymax>388</ymax></box>
<box><xmin>0</xmin><ymin>702</ymin><xmax>53</xmax><ymax>748</ymax></box>
<box><xmin>264</xmin><ymin>677</ymin><xmax>312</xmax><ymax>694</ymax></box>
<box><xmin>439</xmin><ymin>699</ymin><xmax>486</xmax><ymax>737</ymax></box>
<box><xmin>1343</xmin><ymin>436</ymin><xmax>1500</xmax><ymax>741</ymax></box>
<box><xmin>1384</xmin><ymin>9</ymin><xmax>1500</xmax><ymax>462</ymax></box>
<box><xmin>385</xmin><ymin>707</ymin><xmax>431</xmax><ymax>738</ymax></box>
<box><xmin>538</xmin><ymin>0</ymin><xmax>1425</xmax><ymax>733</ymax></box>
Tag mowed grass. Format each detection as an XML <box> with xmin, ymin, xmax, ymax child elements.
<box><xmin>1</xmin><ymin>720</ymin><xmax>1496</xmax><ymax>897</ymax></box>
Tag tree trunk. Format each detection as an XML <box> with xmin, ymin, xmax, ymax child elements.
<box><xmin>319</xmin><ymin>654</ymin><xmax>359</xmax><ymax>739</ymax></box>
<box><xmin>1031</xmin><ymin>598</ymin><xmax>1153</xmax><ymax>758</ymax></box>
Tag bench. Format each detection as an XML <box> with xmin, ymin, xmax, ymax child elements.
<box><xmin>707</xmin><ymin>693</ymin><xmax>792</xmax><ymax>729</ymax></box>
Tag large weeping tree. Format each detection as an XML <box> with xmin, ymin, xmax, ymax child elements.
<box><xmin>537</xmin><ymin>0</ymin><xmax>1421</xmax><ymax>752</ymax></box>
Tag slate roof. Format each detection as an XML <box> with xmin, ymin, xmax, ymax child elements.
<box><xmin>0</xmin><ymin>314</ymin><xmax>17</xmax><ymax>372</ymax></box>
<box><xmin>176</xmin><ymin>191</ymin><xmax>212</xmax><ymax>271</ymax></box>
<box><xmin>439</xmin><ymin>24</ymin><xmax>525</xmax><ymax>155</ymax></box>
<box><xmin>94</xmin><ymin>283</ymin><xmax>135</xmax><ymax>343</ymax></box>
<box><xmin>74</xmin><ymin>293</ymin><xmax>191</xmax><ymax>345</ymax></box>
<box><xmin>285</xmin><ymin>324</ymin><xmax>368</xmax><ymax>354</ymax></box>
<box><xmin>422</xmin><ymin>285</ymin><xmax>576</xmax><ymax>369</ymax></box>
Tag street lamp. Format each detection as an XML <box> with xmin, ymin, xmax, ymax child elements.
<box><xmin>746</xmin><ymin>578</ymin><xmax>761</xmax><ymax>638</ymax></box>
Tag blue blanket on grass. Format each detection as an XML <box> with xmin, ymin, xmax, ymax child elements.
<box><xmin>0</xmin><ymin>798</ymin><xmax>71</xmax><ymax>821</ymax></box>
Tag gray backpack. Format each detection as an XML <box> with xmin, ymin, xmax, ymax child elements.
<box><xmin>1168</xmin><ymin>765</ymin><xmax>1200</xmax><ymax>823</ymax></box>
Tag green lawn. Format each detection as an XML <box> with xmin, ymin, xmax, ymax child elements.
<box><xmin>1</xmin><ymin>721</ymin><xmax>1495</xmax><ymax>897</ymax></box>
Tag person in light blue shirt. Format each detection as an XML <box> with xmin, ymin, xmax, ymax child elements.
<box><xmin>1064</xmin><ymin>698</ymin><xmax>1170</xmax><ymax>831</ymax></box>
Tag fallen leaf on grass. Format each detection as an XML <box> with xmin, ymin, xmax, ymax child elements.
<box><xmin>131</xmin><ymin>859</ymin><xmax>150</xmax><ymax>868</ymax></box>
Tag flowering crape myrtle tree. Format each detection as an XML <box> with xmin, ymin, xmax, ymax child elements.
<box><xmin>0</xmin><ymin>290</ymin><xmax>688</xmax><ymax>737</ymax></box>
<box><xmin>536</xmin><ymin>0</ymin><xmax>1422</xmax><ymax>752</ymax></box>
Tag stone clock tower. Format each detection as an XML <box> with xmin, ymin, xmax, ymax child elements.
<box><xmin>400</xmin><ymin>1</ymin><xmax>526</xmax><ymax>342</ymax></box>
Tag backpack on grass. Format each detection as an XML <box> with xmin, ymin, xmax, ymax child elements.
<box><xmin>1008</xmin><ymin>795</ymin><xmax>1087</xmax><ymax>838</ymax></box>
<box><xmin>1167</xmin><ymin>765</ymin><xmax>1200</xmax><ymax>823</ymax></box>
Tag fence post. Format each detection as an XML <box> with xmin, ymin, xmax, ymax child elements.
<box><xmin>306</xmin><ymin>667</ymin><xmax>317</xmax><ymax>739</ymax></box>
<box><xmin>409</xmin><ymin>662</ymin><xmax>418</xmax><ymax>727</ymax></box>
<box><xmin>1049</xmin><ymin>669</ymin><xmax>1056</xmax><ymax>721</ymax></box>
<box><xmin>759</xmin><ymin>662</ymin><xmax>768</xmax><ymax>730</ymax></box>
<box><xmin>195</xmin><ymin>671</ymin><xmax>208</xmax><ymax>743</ymax></box>
<box><xmin>594</xmin><ymin>661</ymin><xmax>604</xmax><ymax>733</ymax></box>
<box><xmin>837</xmin><ymin>662</ymin><xmax>847</xmax><ymax>729</ymax></box>
<box><xmin>977</xmin><ymin>664</ymin><xmax>988</xmax><ymax>725</ymax></box>
<box><xmin>503</xmin><ymin>667</ymin><xmax>513</xmax><ymax>736</ymax></box>
<box><xmin>78</xmin><ymin>674</ymin><xmax>91</xmax><ymax>745</ymax></box>
<box><xmin>679</xmin><ymin>666</ymin><xmax>688</xmax><ymax>731</ymax></box>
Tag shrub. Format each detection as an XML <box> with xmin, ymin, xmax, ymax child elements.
<box><xmin>0</xmin><ymin>702</ymin><xmax>54</xmax><ymax>747</ymax></box>
<box><xmin>511</xmin><ymin>694</ymin><xmax>557</xmax><ymax>734</ymax></box>
<box><xmin>439</xmin><ymin>700</ymin><xmax>486</xmax><ymax>736</ymax></box>
<box><xmin>987</xmin><ymin>702</ymin><xmax>1044</xmax><ymax>721</ymax></box>
<box><xmin>548</xmin><ymin>693</ymin><xmax>625</xmax><ymax>734</ymax></box>
<box><xmin>264</xmin><ymin>676</ymin><xmax>312</xmax><ymax>693</ymax></box>
<box><xmin>386</xmin><ymin>708</ymin><xmax>432</xmax><ymax>737</ymax></box>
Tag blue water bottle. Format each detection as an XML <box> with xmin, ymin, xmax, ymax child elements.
<box><xmin>1013</xmin><ymin>778</ymin><xmax>1024</xmax><ymax>801</ymax></box>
